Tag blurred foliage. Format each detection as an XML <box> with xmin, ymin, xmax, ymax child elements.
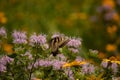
<box><xmin>0</xmin><ymin>0</ymin><xmax>120</xmax><ymax>57</ymax></box>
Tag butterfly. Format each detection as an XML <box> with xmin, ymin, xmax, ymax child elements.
<box><xmin>49</xmin><ymin>36</ymin><xmax>70</xmax><ymax>56</ymax></box>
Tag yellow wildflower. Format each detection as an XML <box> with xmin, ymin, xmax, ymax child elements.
<box><xmin>107</xmin><ymin>25</ymin><xmax>117</xmax><ymax>34</ymax></box>
<box><xmin>0</xmin><ymin>12</ymin><xmax>7</xmax><ymax>24</ymax></box>
<box><xmin>113</xmin><ymin>13</ymin><xmax>120</xmax><ymax>21</ymax></box>
<box><xmin>86</xmin><ymin>73</ymin><xmax>104</xmax><ymax>80</ymax></box>
<box><xmin>102</xmin><ymin>57</ymin><xmax>120</xmax><ymax>65</ymax></box>
<box><xmin>98</xmin><ymin>52</ymin><xmax>107</xmax><ymax>59</ymax></box>
<box><xmin>3</xmin><ymin>43</ymin><xmax>13</xmax><ymax>54</ymax></box>
<box><xmin>102</xmin><ymin>0</ymin><xmax>115</xmax><ymax>8</ymax></box>
<box><xmin>70</xmin><ymin>61</ymin><xmax>86</xmax><ymax>66</ymax></box>
<box><xmin>62</xmin><ymin>63</ymin><xmax>71</xmax><ymax>68</ymax></box>
<box><xmin>106</xmin><ymin>44</ymin><xmax>117</xmax><ymax>52</ymax></box>
<box><xmin>0</xmin><ymin>17</ymin><xmax>7</xmax><ymax>24</ymax></box>
<box><xmin>0</xmin><ymin>12</ymin><xmax>4</xmax><ymax>17</ymax></box>
<box><xmin>63</xmin><ymin>61</ymin><xmax>86</xmax><ymax>68</ymax></box>
<box><xmin>114</xmin><ymin>61</ymin><xmax>120</xmax><ymax>65</ymax></box>
<box><xmin>103</xmin><ymin>59</ymin><xmax>110</xmax><ymax>62</ymax></box>
<box><xmin>109</xmin><ymin>56</ymin><xmax>117</xmax><ymax>61</ymax></box>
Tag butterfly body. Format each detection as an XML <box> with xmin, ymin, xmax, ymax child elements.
<box><xmin>49</xmin><ymin>36</ymin><xmax>69</xmax><ymax>56</ymax></box>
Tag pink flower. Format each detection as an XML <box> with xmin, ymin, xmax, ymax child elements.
<box><xmin>101</xmin><ymin>61</ymin><xmax>108</xmax><ymax>68</ymax></box>
<box><xmin>104</xmin><ymin>11</ymin><xmax>115</xmax><ymax>21</ymax></box>
<box><xmin>67</xmin><ymin>38</ymin><xmax>81</xmax><ymax>48</ymax></box>
<box><xmin>52</xmin><ymin>60</ymin><xmax>65</xmax><ymax>70</ymax></box>
<box><xmin>0</xmin><ymin>55</ymin><xmax>14</xmax><ymax>72</ymax></box>
<box><xmin>56</xmin><ymin>54</ymin><xmax>66</xmax><ymax>61</ymax></box>
<box><xmin>65</xmin><ymin>68</ymin><xmax>75</xmax><ymax>80</ymax></box>
<box><xmin>0</xmin><ymin>64</ymin><xmax>6</xmax><ymax>72</ymax></box>
<box><xmin>81</xmin><ymin>63</ymin><xmax>95</xmax><ymax>74</ymax></box>
<box><xmin>29</xmin><ymin>33</ymin><xmax>46</xmax><ymax>47</ymax></box>
<box><xmin>0</xmin><ymin>27</ymin><xmax>7</xmax><ymax>38</ymax></box>
<box><xmin>34</xmin><ymin>59</ymin><xmax>52</xmax><ymax>68</ymax></box>
<box><xmin>75</xmin><ymin>56</ymin><xmax>84</xmax><ymax>61</ymax></box>
<box><xmin>12</xmin><ymin>30</ymin><xmax>27</xmax><ymax>44</ymax></box>
<box><xmin>68</xmin><ymin>48</ymin><xmax>79</xmax><ymax>53</ymax></box>
<box><xmin>67</xmin><ymin>37</ymin><xmax>81</xmax><ymax>53</ymax></box>
<box><xmin>110</xmin><ymin>62</ymin><xmax>118</xmax><ymax>73</ymax></box>
<box><xmin>0</xmin><ymin>55</ymin><xmax>14</xmax><ymax>65</ymax></box>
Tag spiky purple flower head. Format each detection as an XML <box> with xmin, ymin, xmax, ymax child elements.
<box><xmin>52</xmin><ymin>60</ymin><xmax>65</xmax><ymax>70</ymax></box>
<box><xmin>110</xmin><ymin>62</ymin><xmax>118</xmax><ymax>73</ymax></box>
<box><xmin>101</xmin><ymin>61</ymin><xmax>108</xmax><ymax>68</ymax></box>
<box><xmin>65</xmin><ymin>68</ymin><xmax>75</xmax><ymax>80</ymax></box>
<box><xmin>29</xmin><ymin>33</ymin><xmax>46</xmax><ymax>47</ymax></box>
<box><xmin>12</xmin><ymin>30</ymin><xmax>27</xmax><ymax>44</ymax></box>
<box><xmin>68</xmin><ymin>48</ymin><xmax>79</xmax><ymax>53</ymax></box>
<box><xmin>75</xmin><ymin>56</ymin><xmax>85</xmax><ymax>61</ymax></box>
<box><xmin>96</xmin><ymin>6</ymin><xmax>112</xmax><ymax>13</ymax></box>
<box><xmin>34</xmin><ymin>59</ymin><xmax>52</xmax><ymax>68</ymax></box>
<box><xmin>56</xmin><ymin>54</ymin><xmax>66</xmax><ymax>61</ymax></box>
<box><xmin>0</xmin><ymin>27</ymin><xmax>7</xmax><ymax>38</ymax></box>
<box><xmin>81</xmin><ymin>63</ymin><xmax>95</xmax><ymax>74</ymax></box>
<box><xmin>0</xmin><ymin>64</ymin><xmax>6</xmax><ymax>72</ymax></box>
<box><xmin>67</xmin><ymin>37</ymin><xmax>81</xmax><ymax>53</ymax></box>
<box><xmin>67</xmin><ymin>37</ymin><xmax>81</xmax><ymax>48</ymax></box>
<box><xmin>0</xmin><ymin>55</ymin><xmax>14</xmax><ymax>72</ymax></box>
<box><xmin>104</xmin><ymin>11</ymin><xmax>116</xmax><ymax>21</ymax></box>
<box><xmin>0</xmin><ymin>55</ymin><xmax>14</xmax><ymax>65</ymax></box>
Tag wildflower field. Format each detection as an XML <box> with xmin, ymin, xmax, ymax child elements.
<box><xmin>0</xmin><ymin>0</ymin><xmax>120</xmax><ymax>80</ymax></box>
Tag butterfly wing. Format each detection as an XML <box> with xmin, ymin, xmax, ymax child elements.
<box><xmin>49</xmin><ymin>36</ymin><xmax>70</xmax><ymax>56</ymax></box>
<box><xmin>58</xmin><ymin>37</ymin><xmax>70</xmax><ymax>48</ymax></box>
<box><xmin>49</xmin><ymin>37</ymin><xmax>58</xmax><ymax>52</ymax></box>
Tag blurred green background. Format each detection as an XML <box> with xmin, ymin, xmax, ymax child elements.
<box><xmin>0</xmin><ymin>0</ymin><xmax>120</xmax><ymax>57</ymax></box>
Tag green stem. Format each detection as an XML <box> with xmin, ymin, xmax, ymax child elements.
<box><xmin>28</xmin><ymin>48</ymin><xmax>39</xmax><ymax>80</ymax></box>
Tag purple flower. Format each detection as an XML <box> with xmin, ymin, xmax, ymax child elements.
<box><xmin>68</xmin><ymin>48</ymin><xmax>79</xmax><ymax>53</ymax></box>
<box><xmin>96</xmin><ymin>6</ymin><xmax>112</xmax><ymax>13</ymax></box>
<box><xmin>0</xmin><ymin>55</ymin><xmax>14</xmax><ymax>65</ymax></box>
<box><xmin>65</xmin><ymin>68</ymin><xmax>75</xmax><ymax>80</ymax></box>
<box><xmin>56</xmin><ymin>54</ymin><xmax>66</xmax><ymax>61</ymax></box>
<box><xmin>110</xmin><ymin>62</ymin><xmax>118</xmax><ymax>73</ymax></box>
<box><xmin>101</xmin><ymin>61</ymin><xmax>108</xmax><ymax>68</ymax></box>
<box><xmin>75</xmin><ymin>56</ymin><xmax>84</xmax><ymax>61</ymax></box>
<box><xmin>52</xmin><ymin>60</ymin><xmax>65</xmax><ymax>70</ymax></box>
<box><xmin>29</xmin><ymin>33</ymin><xmax>46</xmax><ymax>47</ymax></box>
<box><xmin>67</xmin><ymin>38</ymin><xmax>81</xmax><ymax>48</ymax></box>
<box><xmin>34</xmin><ymin>59</ymin><xmax>52</xmax><ymax>68</ymax></box>
<box><xmin>0</xmin><ymin>27</ymin><xmax>7</xmax><ymax>38</ymax></box>
<box><xmin>88</xmin><ymin>65</ymin><xmax>95</xmax><ymax>74</ymax></box>
<box><xmin>12</xmin><ymin>30</ymin><xmax>27</xmax><ymax>44</ymax></box>
<box><xmin>0</xmin><ymin>64</ymin><xmax>6</xmax><ymax>72</ymax></box>
<box><xmin>81</xmin><ymin>63</ymin><xmax>95</xmax><ymax>74</ymax></box>
<box><xmin>104</xmin><ymin>11</ymin><xmax>116</xmax><ymax>21</ymax></box>
<box><xmin>0</xmin><ymin>55</ymin><xmax>14</xmax><ymax>72</ymax></box>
